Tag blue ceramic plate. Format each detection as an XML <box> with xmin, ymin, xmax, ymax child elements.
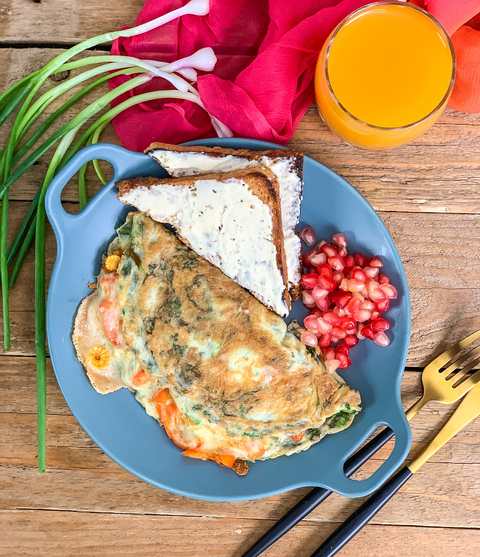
<box><xmin>45</xmin><ymin>138</ymin><xmax>411</xmax><ymax>501</ymax></box>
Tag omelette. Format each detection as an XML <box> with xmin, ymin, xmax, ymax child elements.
<box><xmin>73</xmin><ymin>212</ymin><xmax>361</xmax><ymax>474</ymax></box>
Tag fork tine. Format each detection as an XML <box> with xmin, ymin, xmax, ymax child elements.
<box><xmin>442</xmin><ymin>345</ymin><xmax>480</xmax><ymax>379</ymax></box>
<box><xmin>427</xmin><ymin>329</ymin><xmax>480</xmax><ymax>371</ymax></box>
<box><xmin>449</xmin><ymin>355</ymin><xmax>480</xmax><ymax>384</ymax></box>
<box><xmin>452</xmin><ymin>367</ymin><xmax>480</xmax><ymax>393</ymax></box>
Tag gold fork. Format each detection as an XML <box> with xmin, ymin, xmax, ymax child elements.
<box><xmin>405</xmin><ymin>328</ymin><xmax>480</xmax><ymax>420</ymax></box>
<box><xmin>243</xmin><ymin>329</ymin><xmax>480</xmax><ymax>557</ymax></box>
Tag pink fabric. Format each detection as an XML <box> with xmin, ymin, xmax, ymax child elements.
<box><xmin>110</xmin><ymin>0</ymin><xmax>480</xmax><ymax>151</ymax></box>
<box><xmin>110</xmin><ymin>0</ymin><xmax>369</xmax><ymax>150</ymax></box>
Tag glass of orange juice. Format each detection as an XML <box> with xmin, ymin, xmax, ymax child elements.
<box><xmin>315</xmin><ymin>1</ymin><xmax>455</xmax><ymax>149</ymax></box>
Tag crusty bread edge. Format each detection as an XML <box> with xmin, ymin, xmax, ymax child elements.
<box><xmin>117</xmin><ymin>167</ymin><xmax>291</xmax><ymax>314</ymax></box>
<box><xmin>145</xmin><ymin>141</ymin><xmax>304</xmax><ymax>181</ymax></box>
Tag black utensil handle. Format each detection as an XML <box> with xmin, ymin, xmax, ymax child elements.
<box><xmin>242</xmin><ymin>427</ymin><xmax>395</xmax><ymax>557</ymax></box>
<box><xmin>310</xmin><ymin>466</ymin><xmax>413</xmax><ymax>557</ymax></box>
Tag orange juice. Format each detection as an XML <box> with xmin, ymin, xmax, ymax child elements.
<box><xmin>315</xmin><ymin>2</ymin><xmax>455</xmax><ymax>149</ymax></box>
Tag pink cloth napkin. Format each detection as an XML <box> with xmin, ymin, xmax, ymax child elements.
<box><xmin>110</xmin><ymin>0</ymin><xmax>369</xmax><ymax>150</ymax></box>
<box><xmin>110</xmin><ymin>0</ymin><xmax>480</xmax><ymax>150</ymax></box>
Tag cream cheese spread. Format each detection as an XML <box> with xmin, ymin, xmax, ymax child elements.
<box><xmin>150</xmin><ymin>150</ymin><xmax>302</xmax><ymax>288</ymax></box>
<box><xmin>120</xmin><ymin>177</ymin><xmax>289</xmax><ymax>316</ymax></box>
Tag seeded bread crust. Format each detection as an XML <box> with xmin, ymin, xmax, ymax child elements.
<box><xmin>117</xmin><ymin>167</ymin><xmax>291</xmax><ymax>315</ymax></box>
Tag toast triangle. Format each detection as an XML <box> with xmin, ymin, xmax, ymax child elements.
<box><xmin>117</xmin><ymin>167</ymin><xmax>291</xmax><ymax>316</ymax></box>
<box><xmin>145</xmin><ymin>142</ymin><xmax>303</xmax><ymax>296</ymax></box>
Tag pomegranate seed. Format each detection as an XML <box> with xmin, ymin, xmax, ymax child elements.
<box><xmin>302</xmin><ymin>291</ymin><xmax>315</xmax><ymax>308</ymax></box>
<box><xmin>330</xmin><ymin>289</ymin><xmax>352</xmax><ymax>308</ymax></box>
<box><xmin>336</xmin><ymin>351</ymin><xmax>351</xmax><ymax>369</ymax></box>
<box><xmin>361</xmin><ymin>299</ymin><xmax>375</xmax><ymax>312</ymax></box>
<box><xmin>338</xmin><ymin>247</ymin><xmax>347</xmax><ymax>257</ymax></box>
<box><xmin>340</xmin><ymin>317</ymin><xmax>357</xmax><ymax>335</ymax></box>
<box><xmin>333</xmin><ymin>271</ymin><xmax>344</xmax><ymax>283</ymax></box>
<box><xmin>360</xmin><ymin>324</ymin><xmax>375</xmax><ymax>340</ymax></box>
<box><xmin>378</xmin><ymin>273</ymin><xmax>390</xmax><ymax>284</ymax></box>
<box><xmin>328</xmin><ymin>255</ymin><xmax>345</xmax><ymax>272</ymax></box>
<box><xmin>336</xmin><ymin>343</ymin><xmax>350</xmax><ymax>355</ymax></box>
<box><xmin>312</xmin><ymin>286</ymin><xmax>329</xmax><ymax>302</ymax></box>
<box><xmin>364</xmin><ymin>266</ymin><xmax>379</xmax><ymax>279</ymax></box>
<box><xmin>304</xmin><ymin>314</ymin><xmax>320</xmax><ymax>334</ymax></box>
<box><xmin>334</xmin><ymin>306</ymin><xmax>347</xmax><ymax>317</ymax></box>
<box><xmin>301</xmin><ymin>273</ymin><xmax>318</xmax><ymax>289</ymax></box>
<box><xmin>345</xmin><ymin>295</ymin><xmax>362</xmax><ymax>316</ymax></box>
<box><xmin>353</xmin><ymin>253</ymin><xmax>366</xmax><ymax>267</ymax></box>
<box><xmin>345</xmin><ymin>335</ymin><xmax>359</xmax><ymax>347</ymax></box>
<box><xmin>299</xmin><ymin>225</ymin><xmax>316</xmax><ymax>246</ymax></box>
<box><xmin>369</xmin><ymin>257</ymin><xmax>383</xmax><ymax>268</ymax></box>
<box><xmin>317</xmin><ymin>276</ymin><xmax>336</xmax><ymax>292</ymax></box>
<box><xmin>374</xmin><ymin>331</ymin><xmax>390</xmax><ymax>347</ymax></box>
<box><xmin>317</xmin><ymin>317</ymin><xmax>333</xmax><ymax>334</ymax></box>
<box><xmin>301</xmin><ymin>330</ymin><xmax>318</xmax><ymax>347</ymax></box>
<box><xmin>323</xmin><ymin>311</ymin><xmax>341</xmax><ymax>326</ymax></box>
<box><xmin>353</xmin><ymin>308</ymin><xmax>372</xmax><ymax>323</ymax></box>
<box><xmin>319</xmin><ymin>333</ymin><xmax>332</xmax><ymax>347</ymax></box>
<box><xmin>376</xmin><ymin>299</ymin><xmax>390</xmax><ymax>312</ymax></box>
<box><xmin>331</xmin><ymin>326</ymin><xmax>347</xmax><ymax>340</ymax></box>
<box><xmin>351</xmin><ymin>267</ymin><xmax>367</xmax><ymax>282</ymax></box>
<box><xmin>320</xmin><ymin>243</ymin><xmax>338</xmax><ymax>257</ymax></box>
<box><xmin>317</xmin><ymin>263</ymin><xmax>334</xmax><ymax>280</ymax></box>
<box><xmin>325</xmin><ymin>359</ymin><xmax>340</xmax><ymax>373</ymax></box>
<box><xmin>371</xmin><ymin>310</ymin><xmax>380</xmax><ymax>320</ymax></box>
<box><xmin>332</xmin><ymin>233</ymin><xmax>347</xmax><ymax>248</ymax></box>
<box><xmin>309</xmin><ymin>252</ymin><xmax>327</xmax><ymax>266</ymax></box>
<box><xmin>315</xmin><ymin>297</ymin><xmax>330</xmax><ymax>312</ymax></box>
<box><xmin>381</xmin><ymin>283</ymin><xmax>398</xmax><ymax>300</ymax></box>
<box><xmin>324</xmin><ymin>347</ymin><xmax>336</xmax><ymax>360</ymax></box>
<box><xmin>344</xmin><ymin>255</ymin><xmax>354</xmax><ymax>268</ymax></box>
<box><xmin>367</xmin><ymin>280</ymin><xmax>387</xmax><ymax>302</ymax></box>
<box><xmin>348</xmin><ymin>279</ymin><xmax>367</xmax><ymax>294</ymax></box>
<box><xmin>371</xmin><ymin>317</ymin><xmax>391</xmax><ymax>332</ymax></box>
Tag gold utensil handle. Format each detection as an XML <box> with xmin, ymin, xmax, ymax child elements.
<box><xmin>409</xmin><ymin>381</ymin><xmax>480</xmax><ymax>473</ymax></box>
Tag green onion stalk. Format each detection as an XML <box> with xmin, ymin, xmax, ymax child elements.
<box><xmin>0</xmin><ymin>0</ymin><xmax>235</xmax><ymax>471</ymax></box>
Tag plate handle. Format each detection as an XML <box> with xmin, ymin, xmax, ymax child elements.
<box><xmin>45</xmin><ymin>144</ymin><xmax>149</xmax><ymax>236</ymax></box>
<box><xmin>320</xmin><ymin>401</ymin><xmax>411</xmax><ymax>498</ymax></box>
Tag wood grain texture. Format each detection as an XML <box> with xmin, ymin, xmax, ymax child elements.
<box><xmin>0</xmin><ymin>47</ymin><xmax>480</xmax><ymax>213</ymax></box>
<box><xmin>2</xmin><ymin>510</ymin><xmax>479</xmax><ymax>557</ymax></box>
<box><xmin>0</xmin><ymin>0</ymin><xmax>143</xmax><ymax>44</ymax></box>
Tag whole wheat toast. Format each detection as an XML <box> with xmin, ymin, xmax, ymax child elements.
<box><xmin>145</xmin><ymin>142</ymin><xmax>303</xmax><ymax>296</ymax></box>
<box><xmin>117</xmin><ymin>167</ymin><xmax>292</xmax><ymax>316</ymax></box>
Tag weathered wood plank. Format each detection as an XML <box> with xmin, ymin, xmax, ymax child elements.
<box><xmin>2</xmin><ymin>202</ymin><xmax>480</xmax><ymax>365</ymax></box>
<box><xmin>2</xmin><ymin>460</ymin><xmax>479</xmax><ymax>529</ymax></box>
<box><xmin>0</xmin><ymin>48</ymin><xmax>480</xmax><ymax>213</ymax></box>
<box><xmin>0</xmin><ymin>510</ymin><xmax>479</xmax><ymax>557</ymax></box>
<box><xmin>293</xmin><ymin>107</ymin><xmax>480</xmax><ymax>215</ymax></box>
<box><xmin>0</xmin><ymin>0</ymin><xmax>143</xmax><ymax>44</ymax></box>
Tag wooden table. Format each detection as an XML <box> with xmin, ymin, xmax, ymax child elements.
<box><xmin>1</xmin><ymin>2</ymin><xmax>480</xmax><ymax>556</ymax></box>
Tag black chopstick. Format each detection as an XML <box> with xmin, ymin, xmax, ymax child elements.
<box><xmin>310</xmin><ymin>465</ymin><xmax>413</xmax><ymax>556</ymax></box>
<box><xmin>242</xmin><ymin>427</ymin><xmax>394</xmax><ymax>557</ymax></box>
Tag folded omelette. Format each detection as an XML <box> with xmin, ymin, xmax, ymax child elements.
<box><xmin>73</xmin><ymin>212</ymin><xmax>361</xmax><ymax>474</ymax></box>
